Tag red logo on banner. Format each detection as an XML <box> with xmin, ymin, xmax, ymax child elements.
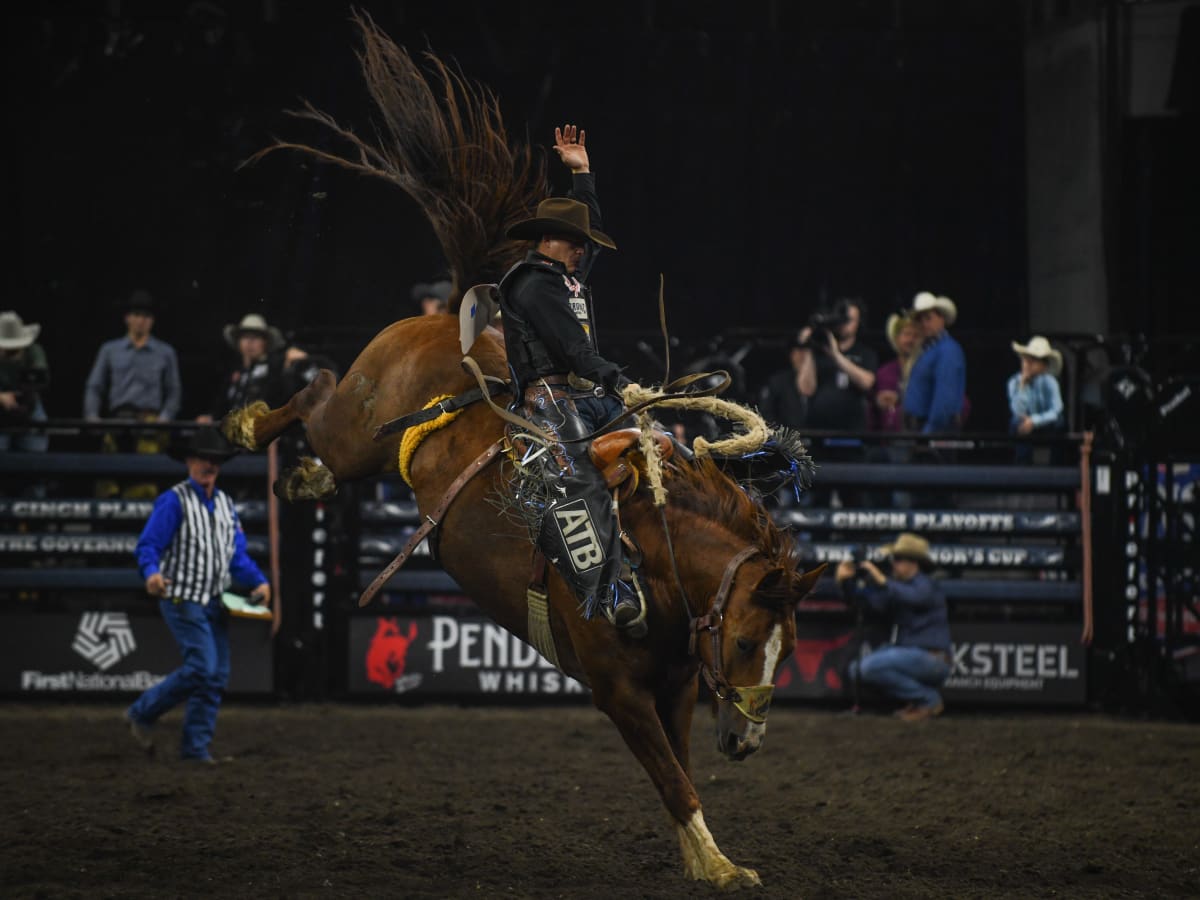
<box><xmin>777</xmin><ymin>633</ymin><xmax>855</xmax><ymax>691</ymax></box>
<box><xmin>365</xmin><ymin>618</ymin><xmax>418</xmax><ymax>689</ymax></box>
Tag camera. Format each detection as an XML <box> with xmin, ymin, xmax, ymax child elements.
<box><xmin>796</xmin><ymin>298</ymin><xmax>859</xmax><ymax>351</ymax></box>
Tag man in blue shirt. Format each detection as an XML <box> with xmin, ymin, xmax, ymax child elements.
<box><xmin>837</xmin><ymin>532</ymin><xmax>951</xmax><ymax>721</ymax></box>
<box><xmin>903</xmin><ymin>292</ymin><xmax>965</xmax><ymax>433</ymax></box>
<box><xmin>124</xmin><ymin>428</ymin><xmax>270</xmax><ymax>763</ymax></box>
<box><xmin>84</xmin><ymin>290</ymin><xmax>182</xmax><ymax>421</ymax></box>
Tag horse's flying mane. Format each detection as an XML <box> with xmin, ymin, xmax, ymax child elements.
<box><xmin>242</xmin><ymin>9</ymin><xmax>549</xmax><ymax>299</ymax></box>
<box><xmin>657</xmin><ymin>457</ymin><xmax>801</xmax><ymax>608</ymax></box>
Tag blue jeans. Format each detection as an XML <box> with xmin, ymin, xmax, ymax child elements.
<box><xmin>0</xmin><ymin>397</ymin><xmax>49</xmax><ymax>452</ymax></box>
<box><xmin>574</xmin><ymin>392</ymin><xmax>626</xmax><ymax>432</ymax></box>
<box><xmin>849</xmin><ymin>645</ymin><xmax>950</xmax><ymax>709</ymax></box>
<box><xmin>127</xmin><ymin>598</ymin><xmax>230</xmax><ymax>760</ymax></box>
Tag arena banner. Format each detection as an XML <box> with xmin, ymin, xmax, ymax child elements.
<box><xmin>779</xmin><ymin>508</ymin><xmax>1079</xmax><ymax>534</ymax></box>
<box><xmin>0</xmin><ymin>498</ymin><xmax>267</xmax><ymax>523</ymax></box>
<box><xmin>349</xmin><ymin>615</ymin><xmax>587</xmax><ymax>697</ymax></box>
<box><xmin>0</xmin><ymin>612</ymin><xmax>273</xmax><ymax>695</ymax></box>
<box><xmin>775</xmin><ymin>621</ymin><xmax>1087</xmax><ymax>705</ymax></box>
<box><xmin>350</xmin><ymin>615</ymin><xmax>1086</xmax><ymax>705</ymax></box>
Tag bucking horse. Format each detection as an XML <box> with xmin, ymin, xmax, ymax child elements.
<box><xmin>227</xmin><ymin>13</ymin><xmax>823</xmax><ymax>889</ymax></box>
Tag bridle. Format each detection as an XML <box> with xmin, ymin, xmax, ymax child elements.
<box><xmin>681</xmin><ymin>544</ymin><xmax>777</xmax><ymax>725</ymax></box>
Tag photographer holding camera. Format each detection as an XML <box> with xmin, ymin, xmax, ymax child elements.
<box><xmin>0</xmin><ymin>311</ymin><xmax>50</xmax><ymax>452</ymax></box>
<box><xmin>794</xmin><ymin>298</ymin><xmax>877</xmax><ymax>432</ymax></box>
<box><xmin>836</xmin><ymin>532</ymin><xmax>952</xmax><ymax>722</ymax></box>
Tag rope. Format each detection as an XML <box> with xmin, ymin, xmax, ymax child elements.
<box><xmin>620</xmin><ymin>384</ymin><xmax>771</xmax><ymax>459</ymax></box>
<box><xmin>636</xmin><ymin>411</ymin><xmax>668</xmax><ymax>506</ymax></box>
<box><xmin>398</xmin><ymin>395</ymin><xmax>462</xmax><ymax>486</ymax></box>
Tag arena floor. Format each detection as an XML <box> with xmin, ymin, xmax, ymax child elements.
<box><xmin>1</xmin><ymin>703</ymin><xmax>1196</xmax><ymax>899</ymax></box>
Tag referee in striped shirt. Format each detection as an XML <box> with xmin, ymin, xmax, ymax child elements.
<box><xmin>125</xmin><ymin>427</ymin><xmax>270</xmax><ymax>763</ymax></box>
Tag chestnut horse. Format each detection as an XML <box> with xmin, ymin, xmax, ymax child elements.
<box><xmin>226</xmin><ymin>314</ymin><xmax>822</xmax><ymax>888</ymax></box>
<box><xmin>231</xmin><ymin>13</ymin><xmax>822</xmax><ymax>887</ymax></box>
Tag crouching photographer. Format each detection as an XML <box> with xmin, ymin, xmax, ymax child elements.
<box><xmin>837</xmin><ymin>533</ymin><xmax>952</xmax><ymax>722</ymax></box>
<box><xmin>0</xmin><ymin>311</ymin><xmax>50</xmax><ymax>453</ymax></box>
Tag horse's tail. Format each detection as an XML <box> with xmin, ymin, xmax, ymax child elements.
<box><xmin>242</xmin><ymin>10</ymin><xmax>548</xmax><ymax>307</ymax></box>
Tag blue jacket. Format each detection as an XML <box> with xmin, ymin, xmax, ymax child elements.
<box><xmin>903</xmin><ymin>331</ymin><xmax>966</xmax><ymax>433</ymax></box>
<box><xmin>861</xmin><ymin>572</ymin><xmax>951</xmax><ymax>652</ymax></box>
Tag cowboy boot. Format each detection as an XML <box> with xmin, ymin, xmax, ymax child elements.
<box><xmin>606</xmin><ymin>562</ymin><xmax>647</xmax><ymax>638</ymax></box>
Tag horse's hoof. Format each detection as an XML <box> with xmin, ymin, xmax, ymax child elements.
<box><xmin>711</xmin><ymin>865</ymin><xmax>761</xmax><ymax>891</ymax></box>
<box><xmin>222</xmin><ymin>402</ymin><xmax>270</xmax><ymax>451</ymax></box>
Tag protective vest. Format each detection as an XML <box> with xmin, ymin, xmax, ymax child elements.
<box><xmin>499</xmin><ymin>256</ymin><xmax>598</xmax><ymax>389</ymax></box>
<box><xmin>158</xmin><ymin>481</ymin><xmax>239</xmax><ymax>604</ymax></box>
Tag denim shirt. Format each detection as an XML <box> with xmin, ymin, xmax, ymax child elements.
<box><xmin>861</xmin><ymin>572</ymin><xmax>951</xmax><ymax>652</ymax></box>
<box><xmin>84</xmin><ymin>335</ymin><xmax>181</xmax><ymax>419</ymax></box>
<box><xmin>902</xmin><ymin>332</ymin><xmax>965</xmax><ymax>433</ymax></box>
<box><xmin>1007</xmin><ymin>371</ymin><xmax>1064</xmax><ymax>429</ymax></box>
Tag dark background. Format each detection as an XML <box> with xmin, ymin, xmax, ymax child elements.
<box><xmin>5</xmin><ymin>0</ymin><xmax>1196</xmax><ymax>427</ymax></box>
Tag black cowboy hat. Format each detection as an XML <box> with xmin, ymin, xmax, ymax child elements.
<box><xmin>125</xmin><ymin>289</ymin><xmax>156</xmax><ymax>315</ymax></box>
<box><xmin>410</xmin><ymin>279</ymin><xmax>453</xmax><ymax>304</ymax></box>
<box><xmin>167</xmin><ymin>427</ymin><xmax>240</xmax><ymax>464</ymax></box>
<box><xmin>506</xmin><ymin>197</ymin><xmax>617</xmax><ymax>250</ymax></box>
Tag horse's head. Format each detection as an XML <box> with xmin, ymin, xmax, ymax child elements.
<box><xmin>695</xmin><ymin>556</ymin><xmax>826</xmax><ymax>761</ymax></box>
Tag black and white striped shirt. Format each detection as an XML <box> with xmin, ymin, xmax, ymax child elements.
<box><xmin>158</xmin><ymin>481</ymin><xmax>239</xmax><ymax>604</ymax></box>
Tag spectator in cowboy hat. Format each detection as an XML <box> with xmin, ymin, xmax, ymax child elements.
<box><xmin>84</xmin><ymin>289</ymin><xmax>181</xmax><ymax>422</ymax></box>
<box><xmin>1008</xmin><ymin>335</ymin><xmax>1065</xmax><ymax>436</ymax></box>
<box><xmin>837</xmin><ymin>532</ymin><xmax>952</xmax><ymax>722</ymax></box>
<box><xmin>201</xmin><ymin>312</ymin><xmax>310</xmax><ymax>421</ymax></box>
<box><xmin>0</xmin><ymin>310</ymin><xmax>50</xmax><ymax>452</ymax></box>
<box><xmin>869</xmin><ymin>311</ymin><xmax>921</xmax><ymax>433</ymax></box>
<box><xmin>411</xmin><ymin>279</ymin><xmax>453</xmax><ymax>316</ymax></box>
<box><xmin>902</xmin><ymin>292</ymin><xmax>966</xmax><ymax>433</ymax></box>
<box><xmin>126</xmin><ymin>426</ymin><xmax>270</xmax><ymax>763</ymax></box>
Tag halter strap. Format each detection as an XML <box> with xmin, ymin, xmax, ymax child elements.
<box><xmin>689</xmin><ymin>545</ymin><xmax>761</xmax><ymax>703</ymax></box>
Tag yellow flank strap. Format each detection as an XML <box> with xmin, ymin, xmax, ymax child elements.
<box><xmin>398</xmin><ymin>395</ymin><xmax>462</xmax><ymax>486</ymax></box>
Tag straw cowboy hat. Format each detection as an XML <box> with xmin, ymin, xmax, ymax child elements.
<box><xmin>223</xmin><ymin>313</ymin><xmax>285</xmax><ymax>352</ymax></box>
<box><xmin>0</xmin><ymin>311</ymin><xmax>40</xmax><ymax>350</ymax></box>
<box><xmin>885</xmin><ymin>311</ymin><xmax>917</xmax><ymax>352</ymax></box>
<box><xmin>167</xmin><ymin>427</ymin><xmax>241</xmax><ymax>464</ymax></box>
<box><xmin>911</xmin><ymin>291</ymin><xmax>957</xmax><ymax>327</ymax></box>
<box><xmin>881</xmin><ymin>532</ymin><xmax>934</xmax><ymax>570</ymax></box>
<box><xmin>506</xmin><ymin>197</ymin><xmax>617</xmax><ymax>250</ymax></box>
<box><xmin>1011</xmin><ymin>335</ymin><xmax>1063</xmax><ymax>376</ymax></box>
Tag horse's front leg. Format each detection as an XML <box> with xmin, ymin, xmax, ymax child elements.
<box><xmin>593</xmin><ymin>681</ymin><xmax>761</xmax><ymax>890</ymax></box>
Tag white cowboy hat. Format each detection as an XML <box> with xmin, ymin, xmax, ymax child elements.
<box><xmin>881</xmin><ymin>532</ymin><xmax>934</xmax><ymax>570</ymax></box>
<box><xmin>1011</xmin><ymin>335</ymin><xmax>1063</xmax><ymax>376</ymax></box>
<box><xmin>885</xmin><ymin>311</ymin><xmax>918</xmax><ymax>352</ymax></box>
<box><xmin>0</xmin><ymin>311</ymin><xmax>40</xmax><ymax>350</ymax></box>
<box><xmin>911</xmin><ymin>291</ymin><xmax>957</xmax><ymax>327</ymax></box>
<box><xmin>223</xmin><ymin>313</ymin><xmax>285</xmax><ymax>352</ymax></box>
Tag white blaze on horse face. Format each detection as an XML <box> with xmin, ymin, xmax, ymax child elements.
<box><xmin>759</xmin><ymin>623</ymin><xmax>784</xmax><ymax>686</ymax></box>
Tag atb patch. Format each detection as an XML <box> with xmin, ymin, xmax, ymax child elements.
<box><xmin>553</xmin><ymin>499</ymin><xmax>604</xmax><ymax>573</ymax></box>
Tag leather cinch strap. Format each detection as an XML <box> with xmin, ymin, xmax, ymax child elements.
<box><xmin>357</xmin><ymin>439</ymin><xmax>504</xmax><ymax>607</ymax></box>
<box><xmin>373</xmin><ymin>380</ymin><xmax>510</xmax><ymax>441</ymax></box>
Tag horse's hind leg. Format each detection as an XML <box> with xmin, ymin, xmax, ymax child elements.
<box><xmin>222</xmin><ymin>369</ymin><xmax>337</xmax><ymax>451</ymax></box>
<box><xmin>274</xmin><ymin>456</ymin><xmax>338</xmax><ymax>501</ymax></box>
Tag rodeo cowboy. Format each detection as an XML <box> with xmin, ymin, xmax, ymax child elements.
<box><xmin>497</xmin><ymin>124</ymin><xmax>644</xmax><ymax>636</ymax></box>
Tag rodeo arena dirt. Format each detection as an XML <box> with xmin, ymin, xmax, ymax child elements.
<box><xmin>0</xmin><ymin>705</ymin><xmax>1197</xmax><ymax>898</ymax></box>
<box><xmin>6</xmin><ymin>7</ymin><xmax>1200</xmax><ymax>900</ymax></box>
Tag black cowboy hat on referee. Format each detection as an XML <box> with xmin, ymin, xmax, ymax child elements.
<box><xmin>167</xmin><ymin>427</ymin><xmax>240</xmax><ymax>464</ymax></box>
<box><xmin>506</xmin><ymin>197</ymin><xmax>617</xmax><ymax>250</ymax></box>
